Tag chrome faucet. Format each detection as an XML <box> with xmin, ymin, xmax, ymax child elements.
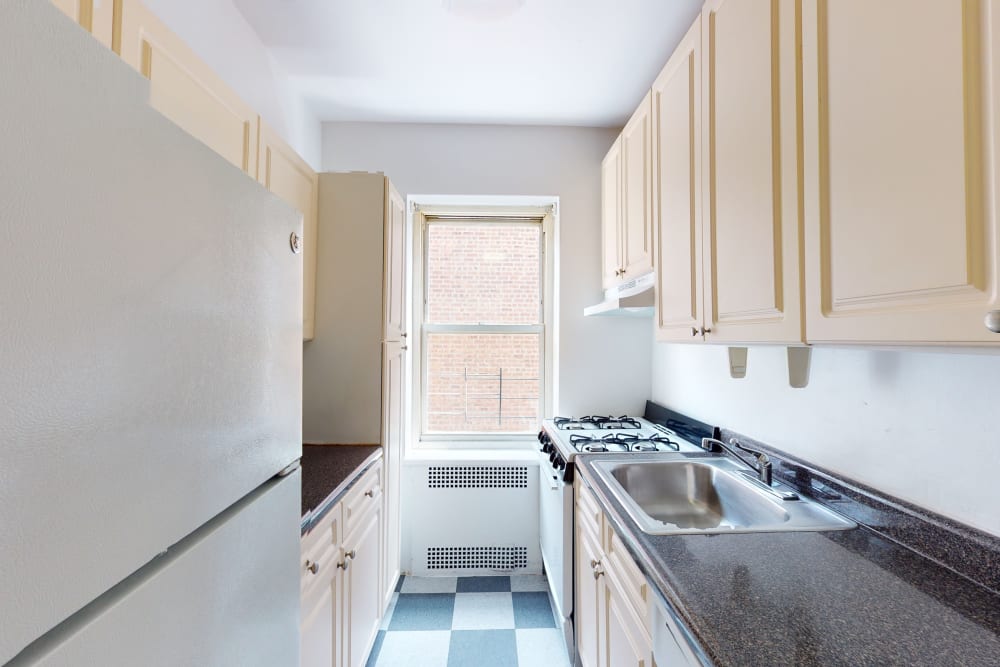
<box><xmin>701</xmin><ymin>437</ymin><xmax>773</xmax><ymax>486</ymax></box>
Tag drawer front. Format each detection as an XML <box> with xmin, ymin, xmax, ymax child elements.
<box><xmin>606</xmin><ymin>530</ymin><xmax>650</xmax><ymax>637</ymax></box>
<box><xmin>575</xmin><ymin>478</ymin><xmax>604</xmax><ymax>540</ymax></box>
<box><xmin>343</xmin><ymin>465</ymin><xmax>382</xmax><ymax>537</ymax></box>
<box><xmin>301</xmin><ymin>503</ymin><xmax>341</xmax><ymax>598</ymax></box>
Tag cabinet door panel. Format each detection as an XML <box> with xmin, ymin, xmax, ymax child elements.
<box><xmin>653</xmin><ymin>17</ymin><xmax>703</xmax><ymax>341</ymax></box>
<box><xmin>381</xmin><ymin>342</ymin><xmax>404</xmax><ymax>607</ymax></box>
<box><xmin>120</xmin><ymin>0</ymin><xmax>259</xmax><ymax>176</ymax></box>
<box><xmin>384</xmin><ymin>183</ymin><xmax>406</xmax><ymax>342</ymax></box>
<box><xmin>575</xmin><ymin>517</ymin><xmax>603</xmax><ymax>667</ymax></box>
<box><xmin>52</xmin><ymin>0</ymin><xmax>115</xmax><ymax>49</ymax></box>
<box><xmin>602</xmin><ymin>139</ymin><xmax>623</xmax><ymax>289</ymax></box>
<box><xmin>258</xmin><ymin>122</ymin><xmax>318</xmax><ymax>341</ymax></box>
<box><xmin>344</xmin><ymin>508</ymin><xmax>382</xmax><ymax>667</ymax></box>
<box><xmin>803</xmin><ymin>0</ymin><xmax>1000</xmax><ymax>344</ymax></box>
<box><xmin>703</xmin><ymin>0</ymin><xmax>801</xmax><ymax>342</ymax></box>
<box><xmin>623</xmin><ymin>94</ymin><xmax>655</xmax><ymax>279</ymax></box>
<box><xmin>604</xmin><ymin>568</ymin><xmax>650</xmax><ymax>667</ymax></box>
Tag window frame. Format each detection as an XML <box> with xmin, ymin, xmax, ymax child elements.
<box><xmin>409</xmin><ymin>200</ymin><xmax>556</xmax><ymax>449</ymax></box>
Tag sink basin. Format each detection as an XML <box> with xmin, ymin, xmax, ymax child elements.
<box><xmin>591</xmin><ymin>456</ymin><xmax>855</xmax><ymax>535</ymax></box>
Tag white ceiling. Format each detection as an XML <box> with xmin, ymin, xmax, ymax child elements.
<box><xmin>232</xmin><ymin>0</ymin><xmax>703</xmax><ymax>127</ymax></box>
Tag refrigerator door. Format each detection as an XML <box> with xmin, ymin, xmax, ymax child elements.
<box><xmin>0</xmin><ymin>2</ymin><xmax>302</xmax><ymax>661</ymax></box>
<box><xmin>7</xmin><ymin>472</ymin><xmax>302</xmax><ymax>667</ymax></box>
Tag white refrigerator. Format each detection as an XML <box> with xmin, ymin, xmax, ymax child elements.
<box><xmin>1</xmin><ymin>2</ymin><xmax>302</xmax><ymax>665</ymax></box>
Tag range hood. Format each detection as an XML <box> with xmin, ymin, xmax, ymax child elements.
<box><xmin>583</xmin><ymin>273</ymin><xmax>655</xmax><ymax>317</ymax></box>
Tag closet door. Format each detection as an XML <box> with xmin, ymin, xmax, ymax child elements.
<box><xmin>802</xmin><ymin>0</ymin><xmax>1000</xmax><ymax>344</ymax></box>
<box><xmin>702</xmin><ymin>0</ymin><xmax>802</xmax><ymax>343</ymax></box>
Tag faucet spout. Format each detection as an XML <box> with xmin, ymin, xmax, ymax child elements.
<box><xmin>701</xmin><ymin>437</ymin><xmax>773</xmax><ymax>486</ymax></box>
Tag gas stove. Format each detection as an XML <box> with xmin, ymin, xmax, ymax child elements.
<box><xmin>537</xmin><ymin>414</ymin><xmax>706</xmax><ymax>483</ymax></box>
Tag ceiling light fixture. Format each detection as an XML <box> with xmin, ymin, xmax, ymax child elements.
<box><xmin>444</xmin><ymin>0</ymin><xmax>525</xmax><ymax>21</ymax></box>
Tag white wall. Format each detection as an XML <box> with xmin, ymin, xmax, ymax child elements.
<box><xmin>322</xmin><ymin>122</ymin><xmax>652</xmax><ymax>418</ymax></box>
<box><xmin>143</xmin><ymin>0</ymin><xmax>322</xmax><ymax>169</ymax></box>
<box><xmin>651</xmin><ymin>344</ymin><xmax>1000</xmax><ymax>537</ymax></box>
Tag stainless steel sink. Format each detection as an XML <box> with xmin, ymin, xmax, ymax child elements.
<box><xmin>591</xmin><ymin>455</ymin><xmax>855</xmax><ymax>535</ymax></box>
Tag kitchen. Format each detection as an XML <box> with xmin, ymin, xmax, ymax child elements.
<box><xmin>0</xmin><ymin>0</ymin><xmax>1000</xmax><ymax>664</ymax></box>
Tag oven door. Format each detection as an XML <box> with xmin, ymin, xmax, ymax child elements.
<box><xmin>538</xmin><ymin>448</ymin><xmax>573</xmax><ymax>652</ymax></box>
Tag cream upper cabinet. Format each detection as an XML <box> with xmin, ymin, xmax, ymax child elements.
<box><xmin>702</xmin><ymin>0</ymin><xmax>801</xmax><ymax>343</ymax></box>
<box><xmin>258</xmin><ymin>121</ymin><xmax>319</xmax><ymax>341</ymax></box>
<box><xmin>653</xmin><ymin>16</ymin><xmax>704</xmax><ymax>342</ymax></box>
<box><xmin>119</xmin><ymin>0</ymin><xmax>259</xmax><ymax>177</ymax></box>
<box><xmin>621</xmin><ymin>93</ymin><xmax>655</xmax><ymax>280</ymax></box>
<box><xmin>51</xmin><ymin>0</ymin><xmax>116</xmax><ymax>49</ymax></box>
<box><xmin>601</xmin><ymin>138</ymin><xmax>623</xmax><ymax>289</ymax></box>
<box><xmin>383</xmin><ymin>183</ymin><xmax>406</xmax><ymax>342</ymax></box>
<box><xmin>654</xmin><ymin>1</ymin><xmax>802</xmax><ymax>344</ymax></box>
<box><xmin>802</xmin><ymin>0</ymin><xmax>1000</xmax><ymax>345</ymax></box>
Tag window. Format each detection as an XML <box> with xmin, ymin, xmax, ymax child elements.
<box><xmin>415</xmin><ymin>206</ymin><xmax>554</xmax><ymax>442</ymax></box>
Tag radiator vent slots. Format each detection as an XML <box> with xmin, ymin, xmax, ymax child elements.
<box><xmin>427</xmin><ymin>546</ymin><xmax>529</xmax><ymax>570</ymax></box>
<box><xmin>427</xmin><ymin>466</ymin><xmax>528</xmax><ymax>489</ymax></box>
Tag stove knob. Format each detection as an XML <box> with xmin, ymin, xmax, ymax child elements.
<box><xmin>549</xmin><ymin>451</ymin><xmax>558</xmax><ymax>464</ymax></box>
<box><xmin>537</xmin><ymin>431</ymin><xmax>546</xmax><ymax>443</ymax></box>
<box><xmin>555</xmin><ymin>456</ymin><xmax>565</xmax><ymax>470</ymax></box>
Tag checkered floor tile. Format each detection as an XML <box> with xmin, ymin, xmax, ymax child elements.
<box><xmin>366</xmin><ymin>575</ymin><xmax>571</xmax><ymax>667</ymax></box>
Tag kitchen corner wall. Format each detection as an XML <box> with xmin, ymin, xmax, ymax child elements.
<box><xmin>652</xmin><ymin>344</ymin><xmax>1000</xmax><ymax>537</ymax></box>
<box><xmin>319</xmin><ymin>122</ymin><xmax>652</xmax><ymax>421</ymax></box>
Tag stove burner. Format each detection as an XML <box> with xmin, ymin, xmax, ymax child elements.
<box><xmin>600</xmin><ymin>433</ymin><xmax>681</xmax><ymax>452</ymax></box>
<box><xmin>554</xmin><ymin>415</ymin><xmax>642</xmax><ymax>430</ymax></box>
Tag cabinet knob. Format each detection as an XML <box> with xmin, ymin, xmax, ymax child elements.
<box><xmin>593</xmin><ymin>564</ymin><xmax>605</xmax><ymax>580</ymax></box>
<box><xmin>289</xmin><ymin>232</ymin><xmax>302</xmax><ymax>254</ymax></box>
<box><xmin>345</xmin><ymin>549</ymin><xmax>357</xmax><ymax>560</ymax></box>
<box><xmin>305</xmin><ymin>560</ymin><xmax>319</xmax><ymax>575</ymax></box>
<box><xmin>986</xmin><ymin>311</ymin><xmax>1000</xmax><ymax>333</ymax></box>
<box><xmin>701</xmin><ymin>327</ymin><xmax>713</xmax><ymax>336</ymax></box>
<box><xmin>365</xmin><ymin>488</ymin><xmax>375</xmax><ymax>498</ymax></box>
<box><xmin>590</xmin><ymin>559</ymin><xmax>600</xmax><ymax>569</ymax></box>
<box><xmin>691</xmin><ymin>327</ymin><xmax>699</xmax><ymax>337</ymax></box>
<box><xmin>401</xmin><ymin>333</ymin><xmax>408</xmax><ymax>338</ymax></box>
<box><xmin>401</xmin><ymin>345</ymin><xmax>408</xmax><ymax>351</ymax></box>
<box><xmin>337</xmin><ymin>560</ymin><xmax>349</xmax><ymax>571</ymax></box>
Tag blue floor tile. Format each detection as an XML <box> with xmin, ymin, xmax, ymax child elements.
<box><xmin>512</xmin><ymin>592</ymin><xmax>556</xmax><ymax>629</ymax></box>
<box><xmin>365</xmin><ymin>630</ymin><xmax>385</xmax><ymax>667</ymax></box>
<box><xmin>387</xmin><ymin>593</ymin><xmax>456</xmax><ymax>631</ymax></box>
<box><xmin>456</xmin><ymin>576</ymin><xmax>511</xmax><ymax>593</ymax></box>
<box><xmin>447</xmin><ymin>629</ymin><xmax>517</xmax><ymax>667</ymax></box>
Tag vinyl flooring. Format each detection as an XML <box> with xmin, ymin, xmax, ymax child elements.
<box><xmin>365</xmin><ymin>575</ymin><xmax>572</xmax><ymax>667</ymax></box>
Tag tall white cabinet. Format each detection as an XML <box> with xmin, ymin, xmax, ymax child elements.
<box><xmin>306</xmin><ymin>172</ymin><xmax>406</xmax><ymax>609</ymax></box>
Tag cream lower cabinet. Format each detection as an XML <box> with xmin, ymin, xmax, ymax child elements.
<box><xmin>119</xmin><ymin>0</ymin><xmax>259</xmax><ymax>177</ymax></box>
<box><xmin>258</xmin><ymin>121</ymin><xmax>319</xmax><ymax>341</ymax></box>
<box><xmin>801</xmin><ymin>0</ymin><xmax>1000</xmax><ymax>345</ymax></box>
<box><xmin>655</xmin><ymin>0</ymin><xmax>801</xmax><ymax>345</ymax></box>
<box><xmin>51</xmin><ymin>0</ymin><xmax>116</xmax><ymax>49</ymax></box>
<box><xmin>301</xmin><ymin>465</ymin><xmax>384</xmax><ymax>667</ymax></box>
<box><xmin>575</xmin><ymin>479</ymin><xmax>651</xmax><ymax>667</ymax></box>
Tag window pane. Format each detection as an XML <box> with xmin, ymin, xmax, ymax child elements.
<box><xmin>426</xmin><ymin>223</ymin><xmax>541</xmax><ymax>324</ymax></box>
<box><xmin>425</xmin><ymin>333</ymin><xmax>541</xmax><ymax>433</ymax></box>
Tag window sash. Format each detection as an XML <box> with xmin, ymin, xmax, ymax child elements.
<box><xmin>420</xmin><ymin>327</ymin><xmax>544</xmax><ymax>437</ymax></box>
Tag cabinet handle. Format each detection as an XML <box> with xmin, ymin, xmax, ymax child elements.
<box><xmin>590</xmin><ymin>559</ymin><xmax>600</xmax><ymax>569</ymax></box>
<box><xmin>986</xmin><ymin>311</ymin><xmax>1000</xmax><ymax>333</ymax></box>
<box><xmin>401</xmin><ymin>332</ymin><xmax>408</xmax><ymax>338</ymax></box>
<box><xmin>337</xmin><ymin>560</ymin><xmax>349</xmax><ymax>571</ymax></box>
<box><xmin>593</xmin><ymin>564</ymin><xmax>605</xmax><ymax>580</ymax></box>
<box><xmin>691</xmin><ymin>327</ymin><xmax>699</xmax><ymax>337</ymax></box>
<box><xmin>401</xmin><ymin>345</ymin><xmax>408</xmax><ymax>351</ymax></box>
<box><xmin>305</xmin><ymin>560</ymin><xmax>319</xmax><ymax>575</ymax></box>
<box><xmin>701</xmin><ymin>327</ymin><xmax>713</xmax><ymax>336</ymax></box>
<box><xmin>365</xmin><ymin>488</ymin><xmax>375</xmax><ymax>498</ymax></box>
<box><xmin>345</xmin><ymin>549</ymin><xmax>357</xmax><ymax>560</ymax></box>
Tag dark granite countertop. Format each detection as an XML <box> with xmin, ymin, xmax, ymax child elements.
<box><xmin>576</xmin><ymin>454</ymin><xmax>1000</xmax><ymax>666</ymax></box>
<box><xmin>301</xmin><ymin>444</ymin><xmax>381</xmax><ymax>534</ymax></box>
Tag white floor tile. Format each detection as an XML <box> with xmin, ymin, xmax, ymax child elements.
<box><xmin>375</xmin><ymin>630</ymin><xmax>451</xmax><ymax>667</ymax></box>
<box><xmin>400</xmin><ymin>576</ymin><xmax>458</xmax><ymax>594</ymax></box>
<box><xmin>452</xmin><ymin>592</ymin><xmax>515</xmax><ymax>630</ymax></box>
<box><xmin>515</xmin><ymin>628</ymin><xmax>572</xmax><ymax>667</ymax></box>
<box><xmin>510</xmin><ymin>574</ymin><xmax>550</xmax><ymax>592</ymax></box>
<box><xmin>379</xmin><ymin>593</ymin><xmax>399</xmax><ymax>631</ymax></box>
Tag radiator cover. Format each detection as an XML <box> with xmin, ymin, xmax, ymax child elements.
<box><xmin>404</xmin><ymin>463</ymin><xmax>541</xmax><ymax>577</ymax></box>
